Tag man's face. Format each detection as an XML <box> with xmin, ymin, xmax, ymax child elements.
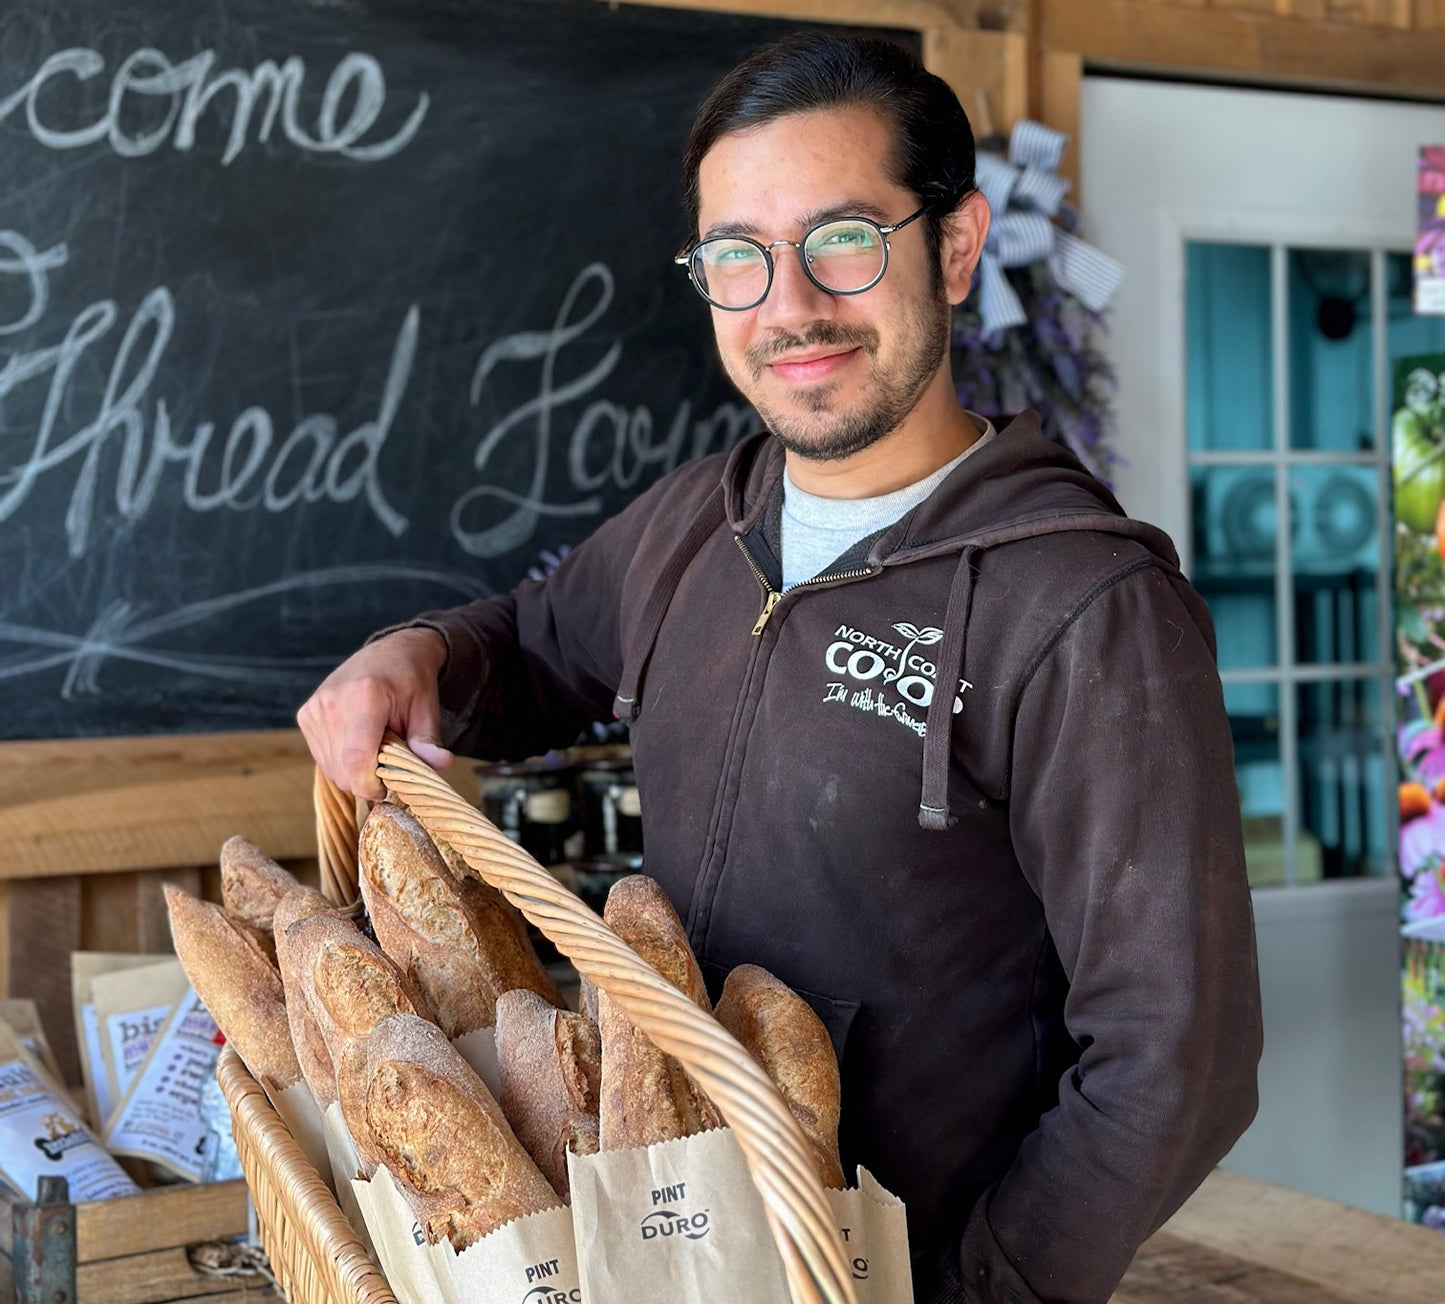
<box><xmin>695</xmin><ymin>106</ymin><xmax>951</xmax><ymax>462</ymax></box>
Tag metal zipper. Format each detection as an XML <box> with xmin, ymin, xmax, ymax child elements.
<box><xmin>732</xmin><ymin>535</ymin><xmax>873</xmax><ymax>636</ymax></box>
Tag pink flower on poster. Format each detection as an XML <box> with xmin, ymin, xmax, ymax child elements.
<box><xmin>1401</xmin><ymin>803</ymin><xmax>1445</xmax><ymax>885</ymax></box>
<box><xmin>1410</xmin><ymin>859</ymin><xmax>1445</xmax><ymax>923</ymax></box>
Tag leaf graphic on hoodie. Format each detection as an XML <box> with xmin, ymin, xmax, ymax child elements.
<box><xmin>890</xmin><ymin>625</ymin><xmax>946</xmax><ymax>685</ymax></box>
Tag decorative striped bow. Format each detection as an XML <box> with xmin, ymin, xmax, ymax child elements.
<box><xmin>974</xmin><ymin>119</ymin><xmax>1125</xmax><ymax>338</ymax></box>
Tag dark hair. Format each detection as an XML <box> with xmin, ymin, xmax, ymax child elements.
<box><xmin>682</xmin><ymin>33</ymin><xmax>977</xmax><ymax>269</ymax></box>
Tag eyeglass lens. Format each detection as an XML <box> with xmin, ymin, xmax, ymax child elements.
<box><xmin>691</xmin><ymin>218</ymin><xmax>887</xmax><ymax>309</ymax></box>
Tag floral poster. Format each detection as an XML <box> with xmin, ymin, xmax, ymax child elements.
<box><xmin>1393</xmin><ymin>352</ymin><xmax>1445</xmax><ymax>1223</ymax></box>
<box><xmin>1417</xmin><ymin>147</ymin><xmax>1445</xmax><ymax>316</ymax></box>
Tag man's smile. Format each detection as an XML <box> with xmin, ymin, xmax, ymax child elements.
<box><xmin>765</xmin><ymin>347</ymin><xmax>860</xmax><ymax>384</ymax></box>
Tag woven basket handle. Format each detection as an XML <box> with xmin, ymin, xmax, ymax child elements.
<box><xmin>314</xmin><ymin>767</ymin><xmax>365</xmax><ymax>910</ymax></box>
<box><xmin>315</xmin><ymin>738</ymin><xmax>858</xmax><ymax>1304</ymax></box>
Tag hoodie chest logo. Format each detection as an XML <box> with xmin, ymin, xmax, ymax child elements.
<box><xmin>822</xmin><ymin>621</ymin><xmax>971</xmax><ymax>739</ymax></box>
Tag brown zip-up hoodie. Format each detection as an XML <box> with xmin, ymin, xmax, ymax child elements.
<box><xmin>405</xmin><ymin>412</ymin><xmax>1262</xmax><ymax>1304</ymax></box>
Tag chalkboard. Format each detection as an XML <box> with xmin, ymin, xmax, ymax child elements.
<box><xmin>0</xmin><ymin>0</ymin><xmax>917</xmax><ymax>738</ymax></box>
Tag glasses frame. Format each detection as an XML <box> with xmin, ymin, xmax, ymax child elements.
<box><xmin>674</xmin><ymin>206</ymin><xmax>928</xmax><ymax>311</ymax></box>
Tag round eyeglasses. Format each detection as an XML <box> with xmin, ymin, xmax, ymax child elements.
<box><xmin>675</xmin><ymin>207</ymin><xmax>927</xmax><ymax>311</ymax></box>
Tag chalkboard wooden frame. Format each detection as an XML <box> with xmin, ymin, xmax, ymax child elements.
<box><xmin>0</xmin><ymin>0</ymin><xmax>1023</xmax><ymax>887</ymax></box>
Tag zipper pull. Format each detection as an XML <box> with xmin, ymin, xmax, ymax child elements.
<box><xmin>751</xmin><ymin>590</ymin><xmax>782</xmax><ymax>636</ymax></box>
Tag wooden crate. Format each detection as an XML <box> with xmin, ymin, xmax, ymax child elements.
<box><xmin>0</xmin><ymin>1178</ymin><xmax>273</xmax><ymax>1304</ymax></box>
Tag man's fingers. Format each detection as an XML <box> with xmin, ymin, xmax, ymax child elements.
<box><xmin>408</xmin><ymin>737</ymin><xmax>454</xmax><ymax>771</ymax></box>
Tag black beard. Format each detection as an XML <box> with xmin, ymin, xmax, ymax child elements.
<box><xmin>742</xmin><ymin>295</ymin><xmax>950</xmax><ymax>463</ymax></box>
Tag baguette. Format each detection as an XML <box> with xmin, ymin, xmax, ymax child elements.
<box><xmin>360</xmin><ymin>1013</ymin><xmax>561</xmax><ymax>1248</ymax></box>
<box><xmin>358</xmin><ymin>802</ymin><xmax>560</xmax><ymax>1038</ymax></box>
<box><xmin>163</xmin><ymin>885</ymin><xmax>301</xmax><ymax>1089</ymax></box>
<box><xmin>273</xmin><ymin>887</ymin><xmax>343</xmax><ymax>1108</ymax></box>
<box><xmin>716</xmin><ymin>964</ymin><xmax>845</xmax><ymax>1190</ymax></box>
<box><xmin>219</xmin><ymin>836</ymin><xmax>300</xmax><ymax>931</ymax></box>
<box><xmin>495</xmin><ymin>988</ymin><xmax>601</xmax><ymax>1199</ymax></box>
<box><xmin>598</xmin><ymin>875</ymin><xmax>721</xmax><ymax>1150</ymax></box>
<box><xmin>285</xmin><ymin>910</ymin><xmax>435</xmax><ymax>1162</ymax></box>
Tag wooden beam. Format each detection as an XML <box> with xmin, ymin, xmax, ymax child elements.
<box><xmin>0</xmin><ymin>730</ymin><xmax>315</xmax><ymax>880</ymax></box>
<box><xmin>1040</xmin><ymin>0</ymin><xmax>1445</xmax><ymax>97</ymax></box>
<box><xmin>598</xmin><ymin>0</ymin><xmax>1030</xmax><ymax>33</ymax></box>
<box><xmin>923</xmin><ymin>27</ymin><xmax>1029</xmax><ymax>139</ymax></box>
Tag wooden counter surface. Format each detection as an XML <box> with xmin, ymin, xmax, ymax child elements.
<box><xmin>1115</xmin><ymin>1169</ymin><xmax>1445</xmax><ymax>1303</ymax></box>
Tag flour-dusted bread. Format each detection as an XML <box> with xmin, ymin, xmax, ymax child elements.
<box><xmin>164</xmin><ymin>885</ymin><xmax>301</xmax><ymax>1089</ymax></box>
<box><xmin>273</xmin><ymin>887</ymin><xmax>344</xmax><ymax>1108</ymax></box>
<box><xmin>495</xmin><ymin>988</ymin><xmax>601</xmax><ymax>1199</ymax></box>
<box><xmin>716</xmin><ymin>964</ymin><xmax>845</xmax><ymax>1190</ymax></box>
<box><xmin>598</xmin><ymin>875</ymin><xmax>721</xmax><ymax>1150</ymax></box>
<box><xmin>358</xmin><ymin>802</ymin><xmax>560</xmax><ymax>1038</ymax></box>
<box><xmin>219</xmin><ymin>836</ymin><xmax>300</xmax><ymax>931</ymax></box>
<box><xmin>361</xmin><ymin>1013</ymin><xmax>561</xmax><ymax>1248</ymax></box>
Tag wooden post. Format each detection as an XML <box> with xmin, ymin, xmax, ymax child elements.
<box><xmin>4</xmin><ymin>878</ymin><xmax>83</xmax><ymax>1085</ymax></box>
<box><xmin>924</xmin><ymin>26</ymin><xmax>1030</xmax><ymax>143</ymax></box>
<box><xmin>1039</xmin><ymin>49</ymin><xmax>1082</xmax><ymax>206</ymax></box>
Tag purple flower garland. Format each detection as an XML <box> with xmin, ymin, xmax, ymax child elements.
<box><xmin>952</xmin><ymin>262</ymin><xmax>1120</xmax><ymax>485</ymax></box>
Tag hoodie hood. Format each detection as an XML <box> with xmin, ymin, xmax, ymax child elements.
<box><xmin>723</xmin><ymin>411</ymin><xmax>1179</xmax><ymax>570</ymax></box>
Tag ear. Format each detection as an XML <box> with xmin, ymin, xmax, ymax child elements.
<box><xmin>938</xmin><ymin>190</ymin><xmax>990</xmax><ymax>306</ymax></box>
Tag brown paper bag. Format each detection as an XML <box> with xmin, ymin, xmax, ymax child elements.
<box><xmin>343</xmin><ymin>1146</ymin><xmax>580</xmax><ymax>1304</ymax></box>
<box><xmin>826</xmin><ymin>1168</ymin><xmax>914</xmax><ymax>1304</ymax></box>
<box><xmin>567</xmin><ymin>1126</ymin><xmax>913</xmax><ymax>1304</ymax></box>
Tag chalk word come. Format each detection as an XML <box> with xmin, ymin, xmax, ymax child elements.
<box><xmin>0</xmin><ymin>44</ymin><xmax>427</xmax><ymax>164</ymax></box>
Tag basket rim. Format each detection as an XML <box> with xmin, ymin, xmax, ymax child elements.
<box><xmin>217</xmin><ymin>1045</ymin><xmax>399</xmax><ymax>1304</ymax></box>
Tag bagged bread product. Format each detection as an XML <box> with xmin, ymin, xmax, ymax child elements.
<box><xmin>102</xmin><ymin>985</ymin><xmax>236</xmax><ymax>1183</ymax></box>
<box><xmin>220</xmin><ymin>836</ymin><xmax>300</xmax><ymax>930</ymax></box>
<box><xmin>164</xmin><ymin>885</ymin><xmax>302</xmax><ymax>1089</ymax></box>
<box><xmin>71</xmin><ymin>952</ymin><xmax>173</xmax><ymax>1131</ymax></box>
<box><xmin>274</xmin><ymin>886</ymin><xmax>343</xmax><ymax>1107</ymax></box>
<box><xmin>0</xmin><ymin>998</ymin><xmax>64</xmax><ymax>1083</ymax></box>
<box><xmin>597</xmin><ymin>875</ymin><xmax>721</xmax><ymax>1150</ymax></box>
<box><xmin>716</xmin><ymin>964</ymin><xmax>845</xmax><ymax>1190</ymax></box>
<box><xmin>495</xmin><ymin>988</ymin><xmax>600</xmax><ymax>1199</ymax></box>
<box><xmin>0</xmin><ymin>1023</ymin><xmax>138</xmax><ymax>1202</ymax></box>
<box><xmin>357</xmin><ymin>1013</ymin><xmax>561</xmax><ymax>1249</ymax></box>
<box><xmin>358</xmin><ymin>802</ymin><xmax>560</xmax><ymax>1039</ymax></box>
<box><xmin>91</xmin><ymin>958</ymin><xmax>189</xmax><ymax>1124</ymax></box>
<box><xmin>286</xmin><ymin>910</ymin><xmax>434</xmax><ymax>1164</ymax></box>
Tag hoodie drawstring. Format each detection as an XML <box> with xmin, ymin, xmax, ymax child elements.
<box><xmin>613</xmin><ymin>484</ymin><xmax>727</xmax><ymax>722</ymax></box>
<box><xmin>918</xmin><ymin>545</ymin><xmax>978</xmax><ymax>831</ymax></box>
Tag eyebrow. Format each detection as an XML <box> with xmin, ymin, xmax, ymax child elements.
<box><xmin>701</xmin><ymin>200</ymin><xmax>894</xmax><ymax>242</ymax></box>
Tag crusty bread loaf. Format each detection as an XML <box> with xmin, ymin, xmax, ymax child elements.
<box><xmin>273</xmin><ymin>887</ymin><xmax>343</xmax><ymax>1108</ymax></box>
<box><xmin>598</xmin><ymin>875</ymin><xmax>721</xmax><ymax>1151</ymax></box>
<box><xmin>219</xmin><ymin>836</ymin><xmax>300</xmax><ymax>931</ymax></box>
<box><xmin>164</xmin><ymin>885</ymin><xmax>301</xmax><ymax>1089</ymax></box>
<box><xmin>360</xmin><ymin>1013</ymin><xmax>561</xmax><ymax>1248</ymax></box>
<box><xmin>358</xmin><ymin>802</ymin><xmax>560</xmax><ymax>1038</ymax></box>
<box><xmin>716</xmin><ymin>965</ymin><xmax>845</xmax><ymax>1190</ymax></box>
<box><xmin>495</xmin><ymin>988</ymin><xmax>600</xmax><ymax>1199</ymax></box>
<box><xmin>285</xmin><ymin>910</ymin><xmax>435</xmax><ymax>1160</ymax></box>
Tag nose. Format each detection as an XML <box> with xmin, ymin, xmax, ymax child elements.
<box><xmin>755</xmin><ymin>242</ymin><xmax>835</xmax><ymax>331</ymax></box>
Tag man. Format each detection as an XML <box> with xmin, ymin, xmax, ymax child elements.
<box><xmin>300</xmin><ymin>34</ymin><xmax>1262</xmax><ymax>1304</ymax></box>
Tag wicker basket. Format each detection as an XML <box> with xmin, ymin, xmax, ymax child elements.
<box><xmin>219</xmin><ymin>736</ymin><xmax>858</xmax><ymax>1304</ymax></box>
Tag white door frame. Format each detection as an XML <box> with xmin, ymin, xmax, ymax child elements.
<box><xmin>1079</xmin><ymin>75</ymin><xmax>1445</xmax><ymax>1217</ymax></box>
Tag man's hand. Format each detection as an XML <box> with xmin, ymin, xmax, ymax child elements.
<box><xmin>297</xmin><ymin>627</ymin><xmax>454</xmax><ymax>800</ymax></box>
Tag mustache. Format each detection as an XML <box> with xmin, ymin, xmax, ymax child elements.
<box><xmin>745</xmin><ymin>322</ymin><xmax>880</xmax><ymax>376</ymax></box>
